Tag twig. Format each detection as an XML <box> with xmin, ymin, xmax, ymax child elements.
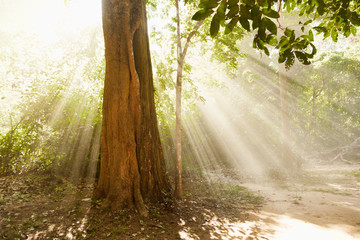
<box><xmin>277</xmin><ymin>0</ymin><xmax>284</xmax><ymax>30</ymax></box>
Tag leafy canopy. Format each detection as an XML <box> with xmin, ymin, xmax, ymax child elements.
<box><xmin>192</xmin><ymin>0</ymin><xmax>360</xmax><ymax>69</ymax></box>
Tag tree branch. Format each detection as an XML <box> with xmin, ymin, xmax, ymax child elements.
<box><xmin>181</xmin><ymin>20</ymin><xmax>204</xmax><ymax>64</ymax></box>
<box><xmin>277</xmin><ymin>0</ymin><xmax>284</xmax><ymax>30</ymax></box>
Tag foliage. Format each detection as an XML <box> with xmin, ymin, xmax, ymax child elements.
<box><xmin>204</xmin><ymin>37</ymin><xmax>360</xmax><ymax>166</ymax></box>
<box><xmin>192</xmin><ymin>0</ymin><xmax>360</xmax><ymax>68</ymax></box>
<box><xmin>149</xmin><ymin>0</ymin><xmax>247</xmax><ymax>173</ymax></box>
<box><xmin>0</xmin><ymin>22</ymin><xmax>104</xmax><ymax>175</ymax></box>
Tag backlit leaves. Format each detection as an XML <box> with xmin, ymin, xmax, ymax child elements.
<box><xmin>192</xmin><ymin>0</ymin><xmax>360</xmax><ymax>68</ymax></box>
<box><xmin>262</xmin><ymin>8</ymin><xmax>280</xmax><ymax>18</ymax></box>
<box><xmin>264</xmin><ymin>17</ymin><xmax>277</xmax><ymax>35</ymax></box>
<box><xmin>239</xmin><ymin>16</ymin><xmax>250</xmax><ymax>31</ymax></box>
<box><xmin>225</xmin><ymin>16</ymin><xmax>240</xmax><ymax>34</ymax></box>
<box><xmin>198</xmin><ymin>0</ymin><xmax>219</xmax><ymax>9</ymax></box>
<box><xmin>192</xmin><ymin>9</ymin><xmax>215</xmax><ymax>21</ymax></box>
<box><xmin>210</xmin><ymin>13</ymin><xmax>220</xmax><ymax>37</ymax></box>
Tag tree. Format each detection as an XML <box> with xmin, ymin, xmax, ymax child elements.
<box><xmin>175</xmin><ymin>0</ymin><xmax>184</xmax><ymax>199</ymax></box>
<box><xmin>175</xmin><ymin>0</ymin><xmax>204</xmax><ymax>199</ymax></box>
<box><xmin>95</xmin><ymin>0</ymin><xmax>170</xmax><ymax>215</ymax></box>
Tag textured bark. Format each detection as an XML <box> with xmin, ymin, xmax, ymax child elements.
<box><xmin>96</xmin><ymin>0</ymin><xmax>170</xmax><ymax>215</ymax></box>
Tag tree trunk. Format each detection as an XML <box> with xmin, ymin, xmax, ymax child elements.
<box><xmin>174</xmin><ymin>0</ymin><xmax>203</xmax><ymax>199</ymax></box>
<box><xmin>96</xmin><ymin>0</ymin><xmax>170</xmax><ymax>215</ymax></box>
<box><xmin>175</xmin><ymin>0</ymin><xmax>184</xmax><ymax>199</ymax></box>
<box><xmin>279</xmin><ymin>65</ymin><xmax>293</xmax><ymax>169</ymax></box>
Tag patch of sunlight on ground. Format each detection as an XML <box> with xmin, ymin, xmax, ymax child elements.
<box><xmin>178</xmin><ymin>213</ymin><xmax>359</xmax><ymax>240</ymax></box>
<box><xmin>179</xmin><ymin>228</ymin><xmax>201</xmax><ymax>240</ymax></box>
<box><xmin>28</xmin><ymin>195</ymin><xmax>94</xmax><ymax>239</ymax></box>
<box><xmin>270</xmin><ymin>215</ymin><xmax>359</xmax><ymax>240</ymax></box>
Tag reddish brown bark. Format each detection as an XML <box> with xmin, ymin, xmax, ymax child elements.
<box><xmin>96</xmin><ymin>0</ymin><xmax>170</xmax><ymax>215</ymax></box>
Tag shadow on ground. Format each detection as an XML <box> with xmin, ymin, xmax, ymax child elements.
<box><xmin>1</xmin><ymin>164</ymin><xmax>359</xmax><ymax>240</ymax></box>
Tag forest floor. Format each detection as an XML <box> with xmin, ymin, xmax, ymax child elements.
<box><xmin>0</xmin><ymin>162</ymin><xmax>359</xmax><ymax>240</ymax></box>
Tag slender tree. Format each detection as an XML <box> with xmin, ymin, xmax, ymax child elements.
<box><xmin>175</xmin><ymin>0</ymin><xmax>203</xmax><ymax>199</ymax></box>
<box><xmin>96</xmin><ymin>0</ymin><xmax>170</xmax><ymax>215</ymax></box>
<box><xmin>175</xmin><ymin>0</ymin><xmax>184</xmax><ymax>199</ymax></box>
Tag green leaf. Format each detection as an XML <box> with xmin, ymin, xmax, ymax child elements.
<box><xmin>239</xmin><ymin>16</ymin><xmax>251</xmax><ymax>31</ymax></box>
<box><xmin>284</xmin><ymin>28</ymin><xmax>292</xmax><ymax>37</ymax></box>
<box><xmin>227</xmin><ymin>0</ymin><xmax>239</xmax><ymax>8</ymax></box>
<box><xmin>198</xmin><ymin>0</ymin><xmax>220</xmax><ymax>9</ymax></box>
<box><xmin>258</xmin><ymin>22</ymin><xmax>266</xmax><ymax>39</ymax></box>
<box><xmin>266</xmin><ymin>35</ymin><xmax>278</xmax><ymax>46</ymax></box>
<box><xmin>278</xmin><ymin>54</ymin><xmax>286</xmax><ymax>63</ymax></box>
<box><xmin>299</xmin><ymin>6</ymin><xmax>306</xmax><ymax>16</ymax></box>
<box><xmin>323</xmin><ymin>29</ymin><xmax>330</xmax><ymax>39</ymax></box>
<box><xmin>227</xmin><ymin>5</ymin><xmax>239</xmax><ymax>19</ymax></box>
<box><xmin>251</xmin><ymin>5</ymin><xmax>260</xmax><ymax>18</ymax></box>
<box><xmin>256</xmin><ymin>38</ymin><xmax>265</xmax><ymax>49</ymax></box>
<box><xmin>240</xmin><ymin>4</ymin><xmax>251</xmax><ymax>19</ymax></box>
<box><xmin>251</xmin><ymin>7</ymin><xmax>262</xmax><ymax>30</ymax></box>
<box><xmin>317</xmin><ymin>1</ymin><xmax>326</xmax><ymax>15</ymax></box>
<box><xmin>308</xmin><ymin>29</ymin><xmax>314</xmax><ymax>41</ymax></box>
<box><xmin>264</xmin><ymin>46</ymin><xmax>270</xmax><ymax>56</ymax></box>
<box><xmin>217</xmin><ymin>0</ymin><xmax>227</xmax><ymax>25</ymax></box>
<box><xmin>309</xmin><ymin>43</ymin><xmax>317</xmax><ymax>57</ymax></box>
<box><xmin>276</xmin><ymin>37</ymin><xmax>288</xmax><ymax>49</ymax></box>
<box><xmin>242</xmin><ymin>0</ymin><xmax>255</xmax><ymax>6</ymax></box>
<box><xmin>294</xmin><ymin>51</ymin><xmax>311</xmax><ymax>65</ymax></box>
<box><xmin>344</xmin><ymin>30</ymin><xmax>350</xmax><ymax>38</ymax></box>
<box><xmin>289</xmin><ymin>31</ymin><xmax>295</xmax><ymax>42</ymax></box>
<box><xmin>256</xmin><ymin>0</ymin><xmax>265</xmax><ymax>7</ymax></box>
<box><xmin>192</xmin><ymin>9</ymin><xmax>214</xmax><ymax>21</ymax></box>
<box><xmin>350</xmin><ymin>12</ymin><xmax>360</xmax><ymax>26</ymax></box>
<box><xmin>225</xmin><ymin>16</ymin><xmax>240</xmax><ymax>34</ymax></box>
<box><xmin>262</xmin><ymin>8</ymin><xmax>280</xmax><ymax>18</ymax></box>
<box><xmin>285</xmin><ymin>52</ymin><xmax>295</xmax><ymax>69</ymax></box>
<box><xmin>265</xmin><ymin>18</ymin><xmax>277</xmax><ymax>35</ymax></box>
<box><xmin>252</xmin><ymin>17</ymin><xmax>260</xmax><ymax>30</ymax></box>
<box><xmin>278</xmin><ymin>40</ymin><xmax>291</xmax><ymax>53</ymax></box>
<box><xmin>210</xmin><ymin>13</ymin><xmax>220</xmax><ymax>37</ymax></box>
<box><xmin>351</xmin><ymin>26</ymin><xmax>357</xmax><ymax>36</ymax></box>
<box><xmin>313</xmin><ymin>26</ymin><xmax>326</xmax><ymax>33</ymax></box>
<box><xmin>331</xmin><ymin>28</ymin><xmax>338</xmax><ymax>42</ymax></box>
<box><xmin>293</xmin><ymin>39</ymin><xmax>306</xmax><ymax>49</ymax></box>
<box><xmin>303</xmin><ymin>19</ymin><xmax>312</xmax><ymax>25</ymax></box>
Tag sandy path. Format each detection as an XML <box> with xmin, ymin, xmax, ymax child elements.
<box><xmin>241</xmin><ymin>164</ymin><xmax>360</xmax><ymax>240</ymax></box>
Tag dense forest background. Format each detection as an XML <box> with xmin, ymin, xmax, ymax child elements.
<box><xmin>1</xmin><ymin>0</ymin><xmax>359</xmax><ymax>178</ymax></box>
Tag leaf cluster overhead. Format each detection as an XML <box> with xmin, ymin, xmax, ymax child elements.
<box><xmin>192</xmin><ymin>0</ymin><xmax>360</xmax><ymax>68</ymax></box>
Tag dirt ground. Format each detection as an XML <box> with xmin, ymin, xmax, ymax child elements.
<box><xmin>0</xmin><ymin>162</ymin><xmax>359</xmax><ymax>240</ymax></box>
<box><xmin>242</xmin><ymin>164</ymin><xmax>360</xmax><ymax>240</ymax></box>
